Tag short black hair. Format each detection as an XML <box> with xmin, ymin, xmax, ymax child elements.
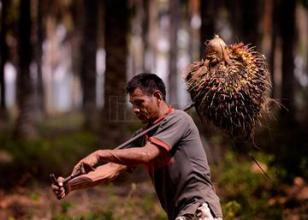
<box><xmin>126</xmin><ymin>73</ymin><xmax>166</xmax><ymax>100</ymax></box>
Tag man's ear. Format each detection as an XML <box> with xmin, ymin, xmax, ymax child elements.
<box><xmin>153</xmin><ymin>90</ymin><xmax>163</xmax><ymax>101</ymax></box>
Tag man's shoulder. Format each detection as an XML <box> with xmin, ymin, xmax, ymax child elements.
<box><xmin>171</xmin><ymin>109</ymin><xmax>192</xmax><ymax>119</ymax></box>
<box><xmin>166</xmin><ymin>109</ymin><xmax>194</xmax><ymax>125</ymax></box>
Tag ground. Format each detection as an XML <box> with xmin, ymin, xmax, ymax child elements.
<box><xmin>0</xmin><ymin>180</ymin><xmax>167</xmax><ymax>220</ymax></box>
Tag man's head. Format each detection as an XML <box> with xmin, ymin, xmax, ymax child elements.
<box><xmin>127</xmin><ymin>73</ymin><xmax>167</xmax><ymax>123</ymax></box>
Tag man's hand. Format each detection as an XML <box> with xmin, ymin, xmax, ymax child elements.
<box><xmin>51</xmin><ymin>176</ymin><xmax>70</xmax><ymax>200</ymax></box>
<box><xmin>71</xmin><ymin>151</ymin><xmax>99</xmax><ymax>177</ymax></box>
<box><xmin>51</xmin><ymin>163</ymin><xmax>127</xmax><ymax>197</ymax></box>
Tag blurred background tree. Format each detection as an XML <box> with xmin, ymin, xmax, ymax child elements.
<box><xmin>0</xmin><ymin>0</ymin><xmax>307</xmax><ymax>219</ymax></box>
<box><xmin>80</xmin><ymin>0</ymin><xmax>98</xmax><ymax>131</ymax></box>
<box><xmin>15</xmin><ymin>0</ymin><xmax>37</xmax><ymax>139</ymax></box>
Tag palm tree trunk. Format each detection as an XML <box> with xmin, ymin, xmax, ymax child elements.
<box><xmin>34</xmin><ymin>0</ymin><xmax>45</xmax><ymax>122</ymax></box>
<box><xmin>200</xmin><ymin>0</ymin><xmax>215</xmax><ymax>59</ymax></box>
<box><xmin>0</xmin><ymin>0</ymin><xmax>9</xmax><ymax>114</ymax></box>
<box><xmin>102</xmin><ymin>0</ymin><xmax>129</xmax><ymax>146</ymax></box>
<box><xmin>147</xmin><ymin>0</ymin><xmax>158</xmax><ymax>72</ymax></box>
<box><xmin>142</xmin><ymin>0</ymin><xmax>150</xmax><ymax>72</ymax></box>
<box><xmin>15</xmin><ymin>0</ymin><xmax>37</xmax><ymax>139</ymax></box>
<box><xmin>240</xmin><ymin>0</ymin><xmax>263</xmax><ymax>47</ymax></box>
<box><xmin>168</xmin><ymin>0</ymin><xmax>180</xmax><ymax>106</ymax></box>
<box><xmin>270</xmin><ymin>0</ymin><xmax>278</xmax><ymax>98</ymax></box>
<box><xmin>80</xmin><ymin>0</ymin><xmax>98</xmax><ymax>130</ymax></box>
<box><xmin>188</xmin><ymin>0</ymin><xmax>200</xmax><ymax>62</ymax></box>
<box><xmin>279</xmin><ymin>0</ymin><xmax>296</xmax><ymax>125</ymax></box>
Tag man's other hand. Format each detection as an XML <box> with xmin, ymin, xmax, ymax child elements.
<box><xmin>51</xmin><ymin>177</ymin><xmax>69</xmax><ymax>200</ymax></box>
<box><xmin>71</xmin><ymin>151</ymin><xmax>99</xmax><ymax>177</ymax></box>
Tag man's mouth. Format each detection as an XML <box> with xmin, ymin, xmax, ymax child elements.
<box><xmin>136</xmin><ymin>113</ymin><xmax>147</xmax><ymax>121</ymax></box>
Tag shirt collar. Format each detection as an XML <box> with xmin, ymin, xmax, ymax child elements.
<box><xmin>149</xmin><ymin>106</ymin><xmax>174</xmax><ymax>126</ymax></box>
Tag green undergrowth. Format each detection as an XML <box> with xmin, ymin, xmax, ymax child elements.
<box><xmin>51</xmin><ymin>183</ymin><xmax>167</xmax><ymax>220</ymax></box>
<box><xmin>0</xmin><ymin>114</ymin><xmax>99</xmax><ymax>185</ymax></box>
<box><xmin>3</xmin><ymin>130</ymin><xmax>96</xmax><ymax>170</ymax></box>
<box><xmin>0</xmin><ymin>112</ymin><xmax>143</xmax><ymax>186</ymax></box>
<box><xmin>213</xmin><ymin>151</ymin><xmax>284</xmax><ymax>220</ymax></box>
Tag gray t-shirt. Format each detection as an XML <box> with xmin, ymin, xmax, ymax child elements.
<box><xmin>131</xmin><ymin>109</ymin><xmax>222</xmax><ymax>219</ymax></box>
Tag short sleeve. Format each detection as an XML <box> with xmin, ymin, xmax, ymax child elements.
<box><xmin>148</xmin><ymin>112</ymin><xmax>189</xmax><ymax>152</ymax></box>
<box><xmin>124</xmin><ymin>128</ymin><xmax>146</xmax><ymax>148</ymax></box>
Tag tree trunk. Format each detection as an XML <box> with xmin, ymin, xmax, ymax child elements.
<box><xmin>142</xmin><ymin>0</ymin><xmax>150</xmax><ymax>72</ymax></box>
<box><xmin>279</xmin><ymin>0</ymin><xmax>296</xmax><ymax>125</ymax></box>
<box><xmin>102</xmin><ymin>0</ymin><xmax>129</xmax><ymax>146</ymax></box>
<box><xmin>239</xmin><ymin>0</ymin><xmax>263</xmax><ymax>47</ymax></box>
<box><xmin>0</xmin><ymin>0</ymin><xmax>9</xmax><ymax>116</ymax></box>
<box><xmin>69</xmin><ymin>0</ymin><xmax>83</xmax><ymax>111</ymax></box>
<box><xmin>147</xmin><ymin>0</ymin><xmax>158</xmax><ymax>72</ymax></box>
<box><xmin>168</xmin><ymin>0</ymin><xmax>180</xmax><ymax>106</ymax></box>
<box><xmin>129</xmin><ymin>0</ymin><xmax>145</xmax><ymax>77</ymax></box>
<box><xmin>34</xmin><ymin>0</ymin><xmax>45</xmax><ymax>122</ymax></box>
<box><xmin>188</xmin><ymin>0</ymin><xmax>200</xmax><ymax>62</ymax></box>
<box><xmin>226</xmin><ymin>0</ymin><xmax>262</xmax><ymax>48</ymax></box>
<box><xmin>200</xmin><ymin>0</ymin><xmax>215</xmax><ymax>59</ymax></box>
<box><xmin>270</xmin><ymin>0</ymin><xmax>278</xmax><ymax>98</ymax></box>
<box><xmin>15</xmin><ymin>0</ymin><xmax>37</xmax><ymax>139</ymax></box>
<box><xmin>80</xmin><ymin>0</ymin><xmax>98</xmax><ymax>130</ymax></box>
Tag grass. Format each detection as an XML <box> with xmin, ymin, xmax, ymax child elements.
<box><xmin>213</xmin><ymin>151</ymin><xmax>284</xmax><ymax>220</ymax></box>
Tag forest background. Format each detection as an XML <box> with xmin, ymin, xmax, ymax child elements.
<box><xmin>0</xmin><ymin>0</ymin><xmax>307</xmax><ymax>219</ymax></box>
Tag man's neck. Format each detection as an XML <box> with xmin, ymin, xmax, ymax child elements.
<box><xmin>148</xmin><ymin>102</ymin><xmax>171</xmax><ymax>125</ymax></box>
<box><xmin>158</xmin><ymin>102</ymin><xmax>170</xmax><ymax>118</ymax></box>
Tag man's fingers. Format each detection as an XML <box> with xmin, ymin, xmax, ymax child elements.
<box><xmin>57</xmin><ymin>176</ymin><xmax>65</xmax><ymax>186</ymax></box>
<box><xmin>60</xmin><ymin>190</ymin><xmax>66</xmax><ymax>198</ymax></box>
<box><xmin>51</xmin><ymin>184</ymin><xmax>60</xmax><ymax>190</ymax></box>
<box><xmin>71</xmin><ymin>163</ymin><xmax>82</xmax><ymax>177</ymax></box>
<box><xmin>51</xmin><ymin>184</ymin><xmax>64</xmax><ymax>193</ymax></box>
<box><xmin>53</xmin><ymin>186</ymin><xmax>64</xmax><ymax>193</ymax></box>
<box><xmin>50</xmin><ymin>176</ymin><xmax>68</xmax><ymax>200</ymax></box>
<box><xmin>54</xmin><ymin>187</ymin><xmax>66</xmax><ymax>200</ymax></box>
<box><xmin>56</xmin><ymin>190</ymin><xmax>65</xmax><ymax>200</ymax></box>
<box><xmin>71</xmin><ymin>162</ymin><xmax>92</xmax><ymax>177</ymax></box>
<box><xmin>80</xmin><ymin>163</ymin><xmax>86</xmax><ymax>175</ymax></box>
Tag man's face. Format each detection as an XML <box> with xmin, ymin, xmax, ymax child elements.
<box><xmin>129</xmin><ymin>88</ymin><xmax>161</xmax><ymax>123</ymax></box>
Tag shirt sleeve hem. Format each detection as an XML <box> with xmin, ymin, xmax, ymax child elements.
<box><xmin>148</xmin><ymin>136</ymin><xmax>171</xmax><ymax>152</ymax></box>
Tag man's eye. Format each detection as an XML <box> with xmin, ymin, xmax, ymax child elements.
<box><xmin>130</xmin><ymin>100</ymin><xmax>143</xmax><ymax>107</ymax></box>
<box><xmin>136</xmin><ymin>102</ymin><xmax>143</xmax><ymax>107</ymax></box>
<box><xmin>135</xmin><ymin>100</ymin><xmax>144</xmax><ymax>105</ymax></box>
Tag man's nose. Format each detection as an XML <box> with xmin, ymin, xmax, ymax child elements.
<box><xmin>132</xmin><ymin>106</ymin><xmax>140</xmax><ymax>114</ymax></box>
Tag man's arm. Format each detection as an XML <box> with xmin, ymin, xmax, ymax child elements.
<box><xmin>96</xmin><ymin>142</ymin><xmax>166</xmax><ymax>165</ymax></box>
<box><xmin>71</xmin><ymin>142</ymin><xmax>166</xmax><ymax>177</ymax></box>
<box><xmin>52</xmin><ymin>162</ymin><xmax>127</xmax><ymax>199</ymax></box>
<box><xmin>68</xmin><ymin>162</ymin><xmax>127</xmax><ymax>190</ymax></box>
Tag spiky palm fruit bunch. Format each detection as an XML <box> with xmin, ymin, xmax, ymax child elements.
<box><xmin>185</xmin><ymin>35</ymin><xmax>271</xmax><ymax>138</ymax></box>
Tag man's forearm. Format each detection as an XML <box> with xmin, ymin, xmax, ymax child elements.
<box><xmin>95</xmin><ymin>145</ymin><xmax>160</xmax><ymax>166</ymax></box>
<box><xmin>67</xmin><ymin>163</ymin><xmax>127</xmax><ymax>192</ymax></box>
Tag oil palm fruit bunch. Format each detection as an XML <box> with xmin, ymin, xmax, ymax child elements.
<box><xmin>185</xmin><ymin>35</ymin><xmax>271</xmax><ymax>138</ymax></box>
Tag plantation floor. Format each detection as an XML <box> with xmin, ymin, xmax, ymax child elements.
<box><xmin>0</xmin><ymin>181</ymin><xmax>167</xmax><ymax>220</ymax></box>
<box><xmin>0</xmin><ymin>180</ymin><xmax>307</xmax><ymax>220</ymax></box>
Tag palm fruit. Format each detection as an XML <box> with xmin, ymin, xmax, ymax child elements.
<box><xmin>185</xmin><ymin>35</ymin><xmax>271</xmax><ymax>138</ymax></box>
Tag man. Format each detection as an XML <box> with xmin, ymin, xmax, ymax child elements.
<box><xmin>52</xmin><ymin>73</ymin><xmax>223</xmax><ymax>220</ymax></box>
